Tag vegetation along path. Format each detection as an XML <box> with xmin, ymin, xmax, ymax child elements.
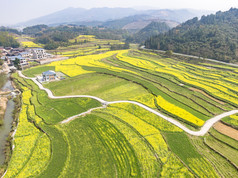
<box><xmin>18</xmin><ymin>71</ymin><xmax>238</xmax><ymax>136</ymax></box>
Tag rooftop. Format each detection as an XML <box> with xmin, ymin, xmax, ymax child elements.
<box><xmin>20</xmin><ymin>52</ymin><xmax>30</xmax><ymax>55</ymax></box>
<box><xmin>42</xmin><ymin>70</ymin><xmax>56</xmax><ymax>75</ymax></box>
<box><xmin>8</xmin><ymin>55</ymin><xmax>25</xmax><ymax>60</ymax></box>
<box><xmin>33</xmin><ymin>48</ymin><xmax>44</xmax><ymax>51</ymax></box>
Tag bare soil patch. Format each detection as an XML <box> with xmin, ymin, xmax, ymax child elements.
<box><xmin>190</xmin><ymin>88</ymin><xmax>225</xmax><ymax>105</ymax></box>
<box><xmin>214</xmin><ymin>122</ymin><xmax>238</xmax><ymax>141</ymax></box>
<box><xmin>39</xmin><ymin>56</ymin><xmax>69</xmax><ymax>65</ymax></box>
<box><xmin>101</xmin><ymin>58</ymin><xmax>119</xmax><ymax>67</ymax></box>
<box><xmin>0</xmin><ymin>97</ymin><xmax>8</xmax><ymax>120</ymax></box>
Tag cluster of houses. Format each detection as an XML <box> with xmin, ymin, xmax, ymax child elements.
<box><xmin>0</xmin><ymin>47</ymin><xmax>66</xmax><ymax>83</ymax></box>
<box><xmin>0</xmin><ymin>47</ymin><xmax>53</xmax><ymax>69</ymax></box>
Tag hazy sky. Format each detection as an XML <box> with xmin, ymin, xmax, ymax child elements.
<box><xmin>0</xmin><ymin>0</ymin><xmax>237</xmax><ymax>25</ymax></box>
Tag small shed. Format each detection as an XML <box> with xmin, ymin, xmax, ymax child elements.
<box><xmin>42</xmin><ymin>70</ymin><xmax>56</xmax><ymax>81</ymax></box>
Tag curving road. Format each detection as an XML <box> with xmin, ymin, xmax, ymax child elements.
<box><xmin>18</xmin><ymin>71</ymin><xmax>238</xmax><ymax>136</ymax></box>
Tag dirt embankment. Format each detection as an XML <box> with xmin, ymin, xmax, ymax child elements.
<box><xmin>0</xmin><ymin>97</ymin><xmax>8</xmax><ymax>123</ymax></box>
<box><xmin>214</xmin><ymin>122</ymin><xmax>238</xmax><ymax>141</ymax></box>
<box><xmin>190</xmin><ymin>88</ymin><xmax>225</xmax><ymax>105</ymax></box>
<box><xmin>101</xmin><ymin>57</ymin><xmax>119</xmax><ymax>67</ymax></box>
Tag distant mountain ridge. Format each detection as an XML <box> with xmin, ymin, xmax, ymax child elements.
<box><xmin>16</xmin><ymin>7</ymin><xmax>139</xmax><ymax>27</ymax></box>
<box><xmin>145</xmin><ymin>8</ymin><xmax>238</xmax><ymax>62</ymax></box>
<box><xmin>102</xmin><ymin>15</ymin><xmax>179</xmax><ymax>30</ymax></box>
<box><xmin>15</xmin><ymin>7</ymin><xmax>212</xmax><ymax>28</ymax></box>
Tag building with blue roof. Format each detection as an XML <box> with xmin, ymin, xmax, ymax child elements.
<box><xmin>42</xmin><ymin>70</ymin><xmax>57</xmax><ymax>81</ymax></box>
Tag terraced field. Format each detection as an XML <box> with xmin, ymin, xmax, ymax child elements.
<box><xmin>16</xmin><ymin>36</ymin><xmax>42</xmax><ymax>48</ymax></box>
<box><xmin>49</xmin><ymin>35</ymin><xmax>124</xmax><ymax>57</ymax></box>
<box><xmin>21</xmin><ymin>41</ymin><xmax>42</xmax><ymax>48</ymax></box>
<box><xmin>4</xmin><ymin>49</ymin><xmax>238</xmax><ymax>177</ymax></box>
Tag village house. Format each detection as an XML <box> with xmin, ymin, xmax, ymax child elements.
<box><xmin>6</xmin><ymin>55</ymin><xmax>28</xmax><ymax>67</ymax></box>
<box><xmin>32</xmin><ymin>48</ymin><xmax>46</xmax><ymax>60</ymax></box>
<box><xmin>19</xmin><ymin>51</ymin><xmax>32</xmax><ymax>58</ymax></box>
<box><xmin>10</xmin><ymin>48</ymin><xmax>25</xmax><ymax>53</ymax></box>
<box><xmin>6</xmin><ymin>51</ymin><xmax>20</xmax><ymax>56</ymax></box>
<box><xmin>5</xmin><ymin>48</ymin><xmax>26</xmax><ymax>57</ymax></box>
<box><xmin>42</xmin><ymin>70</ymin><xmax>57</xmax><ymax>81</ymax></box>
<box><xmin>4</xmin><ymin>47</ymin><xmax>13</xmax><ymax>51</ymax></box>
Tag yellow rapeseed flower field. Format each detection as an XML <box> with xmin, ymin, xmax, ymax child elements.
<box><xmin>48</xmin><ymin>50</ymin><xmax>137</xmax><ymax>77</ymax></box>
<box><xmin>21</xmin><ymin>41</ymin><xmax>42</xmax><ymax>48</ymax></box>
<box><xmin>5</xmin><ymin>87</ymin><xmax>50</xmax><ymax>177</ymax></box>
<box><xmin>156</xmin><ymin>95</ymin><xmax>204</xmax><ymax>126</ymax></box>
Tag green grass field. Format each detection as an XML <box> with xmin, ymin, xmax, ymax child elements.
<box><xmin>44</xmin><ymin>73</ymin><xmax>153</xmax><ymax>103</ymax></box>
<box><xmin>5</xmin><ymin>49</ymin><xmax>238</xmax><ymax>177</ymax></box>
<box><xmin>23</xmin><ymin>66</ymin><xmax>55</xmax><ymax>77</ymax></box>
<box><xmin>205</xmin><ymin>135</ymin><xmax>238</xmax><ymax>167</ymax></box>
<box><xmin>222</xmin><ymin>114</ymin><xmax>238</xmax><ymax>129</ymax></box>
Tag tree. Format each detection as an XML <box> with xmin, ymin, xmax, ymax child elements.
<box><xmin>44</xmin><ymin>42</ymin><xmax>59</xmax><ymax>50</ymax></box>
<box><xmin>165</xmin><ymin>50</ymin><xmax>173</xmax><ymax>56</ymax></box>
<box><xmin>0</xmin><ymin>32</ymin><xmax>20</xmax><ymax>48</ymax></box>
<box><xmin>13</xmin><ymin>58</ymin><xmax>20</xmax><ymax>70</ymax></box>
<box><xmin>123</xmin><ymin>42</ymin><xmax>130</xmax><ymax>49</ymax></box>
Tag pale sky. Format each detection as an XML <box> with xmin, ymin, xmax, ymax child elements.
<box><xmin>0</xmin><ymin>0</ymin><xmax>237</xmax><ymax>25</ymax></box>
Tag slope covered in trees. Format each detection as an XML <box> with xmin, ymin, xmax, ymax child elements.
<box><xmin>0</xmin><ymin>32</ymin><xmax>20</xmax><ymax>48</ymax></box>
<box><xmin>145</xmin><ymin>8</ymin><xmax>238</xmax><ymax>62</ymax></box>
<box><xmin>22</xmin><ymin>25</ymin><xmax>129</xmax><ymax>50</ymax></box>
<box><xmin>127</xmin><ymin>21</ymin><xmax>170</xmax><ymax>43</ymax></box>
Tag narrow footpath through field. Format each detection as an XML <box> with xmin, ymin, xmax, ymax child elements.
<box><xmin>18</xmin><ymin>71</ymin><xmax>238</xmax><ymax>136</ymax></box>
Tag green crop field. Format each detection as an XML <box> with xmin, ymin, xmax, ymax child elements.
<box><xmin>44</xmin><ymin>73</ymin><xmax>154</xmax><ymax>104</ymax></box>
<box><xmin>5</xmin><ymin>48</ymin><xmax>238</xmax><ymax>177</ymax></box>
<box><xmin>23</xmin><ymin>66</ymin><xmax>55</xmax><ymax>77</ymax></box>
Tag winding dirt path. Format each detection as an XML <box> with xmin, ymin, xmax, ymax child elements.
<box><xmin>18</xmin><ymin>71</ymin><xmax>238</xmax><ymax>136</ymax></box>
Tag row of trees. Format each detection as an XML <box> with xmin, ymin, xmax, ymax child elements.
<box><xmin>0</xmin><ymin>26</ymin><xmax>21</xmax><ymax>35</ymax></box>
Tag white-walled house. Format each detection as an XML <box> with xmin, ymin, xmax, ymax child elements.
<box><xmin>7</xmin><ymin>55</ymin><xmax>28</xmax><ymax>67</ymax></box>
<box><xmin>42</xmin><ymin>70</ymin><xmax>57</xmax><ymax>81</ymax></box>
<box><xmin>32</xmin><ymin>48</ymin><xmax>46</xmax><ymax>59</ymax></box>
<box><xmin>19</xmin><ymin>51</ymin><xmax>33</xmax><ymax>58</ymax></box>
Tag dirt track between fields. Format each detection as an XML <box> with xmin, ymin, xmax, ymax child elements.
<box><xmin>190</xmin><ymin>88</ymin><xmax>225</xmax><ymax>105</ymax></box>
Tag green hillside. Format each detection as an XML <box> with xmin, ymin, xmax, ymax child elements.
<box><xmin>145</xmin><ymin>8</ymin><xmax>238</xmax><ymax>62</ymax></box>
<box><xmin>128</xmin><ymin>21</ymin><xmax>170</xmax><ymax>43</ymax></box>
<box><xmin>0</xmin><ymin>32</ymin><xmax>20</xmax><ymax>48</ymax></box>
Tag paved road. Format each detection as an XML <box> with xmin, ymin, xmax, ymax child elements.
<box><xmin>140</xmin><ymin>46</ymin><xmax>238</xmax><ymax>67</ymax></box>
<box><xmin>18</xmin><ymin>71</ymin><xmax>238</xmax><ymax>136</ymax></box>
<box><xmin>18</xmin><ymin>71</ymin><xmax>107</xmax><ymax>104</ymax></box>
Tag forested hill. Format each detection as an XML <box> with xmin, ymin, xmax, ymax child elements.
<box><xmin>0</xmin><ymin>32</ymin><xmax>20</xmax><ymax>48</ymax></box>
<box><xmin>145</xmin><ymin>8</ymin><xmax>238</xmax><ymax>62</ymax></box>
<box><xmin>127</xmin><ymin>21</ymin><xmax>171</xmax><ymax>43</ymax></box>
